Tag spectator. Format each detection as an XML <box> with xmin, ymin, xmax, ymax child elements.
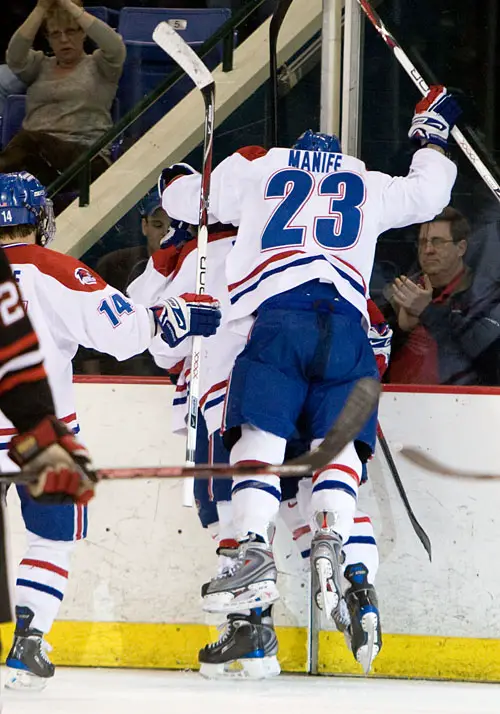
<box><xmin>0</xmin><ymin>0</ymin><xmax>125</xmax><ymax>196</ymax></box>
<box><xmin>386</xmin><ymin>207</ymin><xmax>500</xmax><ymax>385</ymax></box>
<box><xmin>96</xmin><ymin>197</ymin><xmax>171</xmax><ymax>293</ymax></box>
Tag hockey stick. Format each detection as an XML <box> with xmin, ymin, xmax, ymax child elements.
<box><xmin>268</xmin><ymin>0</ymin><xmax>295</xmax><ymax>147</ymax></box>
<box><xmin>377</xmin><ymin>425</ymin><xmax>432</xmax><ymax>561</ymax></box>
<box><xmin>1</xmin><ymin>378</ymin><xmax>380</xmax><ymax>485</ymax></box>
<box><xmin>153</xmin><ymin>22</ymin><xmax>216</xmax><ymax>507</ymax></box>
<box><xmin>400</xmin><ymin>447</ymin><xmax>500</xmax><ymax>481</ymax></box>
<box><xmin>356</xmin><ymin>0</ymin><xmax>500</xmax><ymax>204</ymax></box>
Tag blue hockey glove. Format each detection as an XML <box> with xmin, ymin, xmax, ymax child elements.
<box><xmin>157</xmin><ymin>163</ymin><xmax>196</xmax><ymax>199</ymax></box>
<box><xmin>151</xmin><ymin>293</ymin><xmax>221</xmax><ymax>348</ymax></box>
<box><xmin>408</xmin><ymin>85</ymin><xmax>462</xmax><ymax>150</ymax></box>
<box><xmin>160</xmin><ymin>219</ymin><xmax>195</xmax><ymax>250</ymax></box>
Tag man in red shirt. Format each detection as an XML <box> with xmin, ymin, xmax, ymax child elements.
<box><xmin>387</xmin><ymin>207</ymin><xmax>500</xmax><ymax>385</ymax></box>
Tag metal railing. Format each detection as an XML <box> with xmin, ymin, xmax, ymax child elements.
<box><xmin>47</xmin><ymin>0</ymin><xmax>270</xmax><ymax>205</ymax></box>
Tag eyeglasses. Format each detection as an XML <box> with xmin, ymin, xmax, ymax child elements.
<box><xmin>418</xmin><ymin>236</ymin><xmax>456</xmax><ymax>250</ymax></box>
<box><xmin>47</xmin><ymin>27</ymin><xmax>83</xmax><ymax>41</ymax></box>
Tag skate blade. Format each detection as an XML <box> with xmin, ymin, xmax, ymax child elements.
<box><xmin>200</xmin><ymin>655</ymin><xmax>281</xmax><ymax>680</ymax></box>
<box><xmin>202</xmin><ymin>581</ymin><xmax>280</xmax><ymax>613</ymax></box>
<box><xmin>314</xmin><ymin>558</ymin><xmax>339</xmax><ymax>618</ymax></box>
<box><xmin>356</xmin><ymin>611</ymin><xmax>380</xmax><ymax>675</ymax></box>
<box><xmin>5</xmin><ymin>668</ymin><xmax>50</xmax><ymax>691</ymax></box>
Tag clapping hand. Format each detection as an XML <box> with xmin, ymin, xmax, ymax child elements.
<box><xmin>391</xmin><ymin>275</ymin><xmax>433</xmax><ymax>317</ymax></box>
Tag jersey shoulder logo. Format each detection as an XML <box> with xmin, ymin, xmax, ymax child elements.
<box><xmin>74</xmin><ymin>267</ymin><xmax>97</xmax><ymax>286</ymax></box>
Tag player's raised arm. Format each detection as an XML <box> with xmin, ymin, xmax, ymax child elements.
<box><xmin>375</xmin><ymin>85</ymin><xmax>461</xmax><ymax>233</ymax></box>
<box><xmin>160</xmin><ymin>147</ymin><xmax>267</xmax><ymax>227</ymax></box>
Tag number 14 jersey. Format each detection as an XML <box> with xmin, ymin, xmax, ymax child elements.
<box><xmin>162</xmin><ymin>146</ymin><xmax>457</xmax><ymax>327</ymax></box>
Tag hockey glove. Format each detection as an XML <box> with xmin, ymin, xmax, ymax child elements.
<box><xmin>158</xmin><ymin>163</ymin><xmax>196</xmax><ymax>199</ymax></box>
<box><xmin>8</xmin><ymin>416</ymin><xmax>98</xmax><ymax>505</ymax></box>
<box><xmin>152</xmin><ymin>293</ymin><xmax>221</xmax><ymax>348</ymax></box>
<box><xmin>368</xmin><ymin>322</ymin><xmax>393</xmax><ymax>378</ymax></box>
<box><xmin>160</xmin><ymin>219</ymin><xmax>195</xmax><ymax>250</ymax></box>
<box><xmin>408</xmin><ymin>85</ymin><xmax>462</xmax><ymax>150</ymax></box>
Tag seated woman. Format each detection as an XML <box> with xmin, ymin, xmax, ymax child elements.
<box><xmin>0</xmin><ymin>0</ymin><xmax>125</xmax><ymax>203</ymax></box>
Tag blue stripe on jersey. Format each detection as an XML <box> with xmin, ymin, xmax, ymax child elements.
<box><xmin>16</xmin><ymin>579</ymin><xmax>64</xmax><ymax>601</ymax></box>
<box><xmin>312</xmin><ymin>480</ymin><xmax>357</xmax><ymax>500</ymax></box>
<box><xmin>232</xmin><ymin>479</ymin><xmax>281</xmax><ymax>502</ymax></box>
<box><xmin>230</xmin><ymin>254</ymin><xmax>365</xmax><ymax>306</ymax></box>
<box><xmin>204</xmin><ymin>394</ymin><xmax>226</xmax><ymax>411</ymax></box>
<box><xmin>345</xmin><ymin>535</ymin><xmax>377</xmax><ymax>546</ymax></box>
<box><xmin>173</xmin><ymin>396</ymin><xmax>188</xmax><ymax>406</ymax></box>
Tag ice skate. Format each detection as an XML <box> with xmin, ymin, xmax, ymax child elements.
<box><xmin>310</xmin><ymin>512</ymin><xmax>345</xmax><ymax>622</ymax></box>
<box><xmin>343</xmin><ymin>563</ymin><xmax>382</xmax><ymax>674</ymax></box>
<box><xmin>5</xmin><ymin>608</ymin><xmax>54</xmax><ymax>691</ymax></box>
<box><xmin>202</xmin><ymin>537</ymin><xmax>279</xmax><ymax>613</ymax></box>
<box><xmin>199</xmin><ymin>606</ymin><xmax>280</xmax><ymax>679</ymax></box>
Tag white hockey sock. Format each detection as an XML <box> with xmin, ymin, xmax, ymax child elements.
<box><xmin>343</xmin><ymin>510</ymin><xmax>379</xmax><ymax>584</ymax></box>
<box><xmin>310</xmin><ymin>441</ymin><xmax>362</xmax><ymax>542</ymax></box>
<box><xmin>16</xmin><ymin>531</ymin><xmax>75</xmax><ymax>634</ymax></box>
<box><xmin>279</xmin><ymin>499</ymin><xmax>312</xmax><ymax>560</ymax></box>
<box><xmin>230</xmin><ymin>425</ymin><xmax>285</xmax><ymax>541</ymax></box>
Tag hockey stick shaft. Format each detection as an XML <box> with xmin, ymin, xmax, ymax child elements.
<box><xmin>152</xmin><ymin>22</ymin><xmax>216</xmax><ymax>505</ymax></box>
<box><xmin>357</xmin><ymin>0</ymin><xmax>500</xmax><ymax>204</ymax></box>
<box><xmin>268</xmin><ymin>0</ymin><xmax>294</xmax><ymax>147</ymax></box>
<box><xmin>377</xmin><ymin>424</ymin><xmax>432</xmax><ymax>561</ymax></box>
<box><xmin>3</xmin><ymin>378</ymin><xmax>380</xmax><ymax>485</ymax></box>
<box><xmin>400</xmin><ymin>447</ymin><xmax>500</xmax><ymax>481</ymax></box>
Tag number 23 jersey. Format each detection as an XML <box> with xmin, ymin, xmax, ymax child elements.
<box><xmin>163</xmin><ymin>146</ymin><xmax>457</xmax><ymax>326</ymax></box>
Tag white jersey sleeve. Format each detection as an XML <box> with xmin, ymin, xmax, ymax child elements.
<box><xmin>162</xmin><ymin>153</ymin><xmax>252</xmax><ymax>227</ymax></box>
<box><xmin>370</xmin><ymin>147</ymin><xmax>458</xmax><ymax>234</ymax></box>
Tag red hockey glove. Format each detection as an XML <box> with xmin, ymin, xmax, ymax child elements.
<box><xmin>8</xmin><ymin>416</ymin><xmax>98</xmax><ymax>505</ymax></box>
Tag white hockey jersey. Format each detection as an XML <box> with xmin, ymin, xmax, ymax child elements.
<box><xmin>0</xmin><ymin>243</ymin><xmax>154</xmax><ymax>452</ymax></box>
<box><xmin>163</xmin><ymin>146</ymin><xmax>457</xmax><ymax>326</ymax></box>
<box><xmin>128</xmin><ymin>231</ymin><xmax>251</xmax><ymax>437</ymax></box>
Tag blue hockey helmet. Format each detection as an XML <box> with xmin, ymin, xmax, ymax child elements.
<box><xmin>293</xmin><ymin>129</ymin><xmax>342</xmax><ymax>154</ymax></box>
<box><xmin>0</xmin><ymin>172</ymin><xmax>55</xmax><ymax>246</ymax></box>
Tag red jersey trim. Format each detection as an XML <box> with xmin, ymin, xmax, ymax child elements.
<box><xmin>4</xmin><ymin>245</ymin><xmax>107</xmax><ymax>292</ymax></box>
<box><xmin>0</xmin><ymin>332</ymin><xmax>38</xmax><ymax>365</ymax></box>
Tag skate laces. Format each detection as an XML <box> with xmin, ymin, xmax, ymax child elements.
<box><xmin>206</xmin><ymin>619</ymin><xmax>236</xmax><ymax>649</ymax></box>
<box><xmin>214</xmin><ymin>549</ymin><xmax>245</xmax><ymax>580</ymax></box>
<box><xmin>37</xmin><ymin>638</ymin><xmax>53</xmax><ymax>664</ymax></box>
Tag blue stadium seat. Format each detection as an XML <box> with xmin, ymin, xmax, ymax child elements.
<box><xmin>117</xmin><ymin>8</ymin><xmax>231</xmax><ymax>137</ymax></box>
<box><xmin>86</xmin><ymin>6</ymin><xmax>120</xmax><ymax>29</ymax></box>
<box><xmin>1</xmin><ymin>94</ymin><xmax>26</xmax><ymax>148</ymax></box>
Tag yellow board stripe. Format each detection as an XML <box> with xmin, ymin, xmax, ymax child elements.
<box><xmin>1</xmin><ymin>622</ymin><xmax>499</xmax><ymax>681</ymax></box>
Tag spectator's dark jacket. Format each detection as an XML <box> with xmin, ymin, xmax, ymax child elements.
<box><xmin>386</xmin><ymin>267</ymin><xmax>500</xmax><ymax>385</ymax></box>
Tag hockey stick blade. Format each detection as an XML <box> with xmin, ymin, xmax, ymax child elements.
<box><xmin>400</xmin><ymin>448</ymin><xmax>500</xmax><ymax>480</ymax></box>
<box><xmin>0</xmin><ymin>378</ymin><xmax>380</xmax><ymax>486</ymax></box>
<box><xmin>153</xmin><ymin>22</ymin><xmax>214</xmax><ymax>90</ymax></box>
<box><xmin>378</xmin><ymin>429</ymin><xmax>432</xmax><ymax>561</ymax></box>
<box><xmin>288</xmin><ymin>377</ymin><xmax>381</xmax><ymax>470</ymax></box>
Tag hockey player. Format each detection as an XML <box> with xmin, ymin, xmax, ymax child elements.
<box><xmin>132</xmin><ymin>176</ymin><xmax>392</xmax><ymax>674</ymax></box>
<box><xmin>0</xmin><ymin>244</ymin><xmax>98</xmax><ymax>711</ymax></box>
<box><xmin>0</xmin><ymin>171</ymin><xmax>221</xmax><ymax>689</ymax></box>
<box><xmin>159</xmin><ymin>86</ymin><xmax>460</xmax><ymax>666</ymax></box>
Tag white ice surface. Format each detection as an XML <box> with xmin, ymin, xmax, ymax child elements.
<box><xmin>2</xmin><ymin>668</ymin><xmax>499</xmax><ymax>714</ymax></box>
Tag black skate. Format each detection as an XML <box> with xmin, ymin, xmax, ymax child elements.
<box><xmin>5</xmin><ymin>607</ymin><xmax>55</xmax><ymax>690</ymax></box>
<box><xmin>199</xmin><ymin>607</ymin><xmax>280</xmax><ymax>679</ymax></box>
<box><xmin>344</xmin><ymin>563</ymin><xmax>382</xmax><ymax>674</ymax></box>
